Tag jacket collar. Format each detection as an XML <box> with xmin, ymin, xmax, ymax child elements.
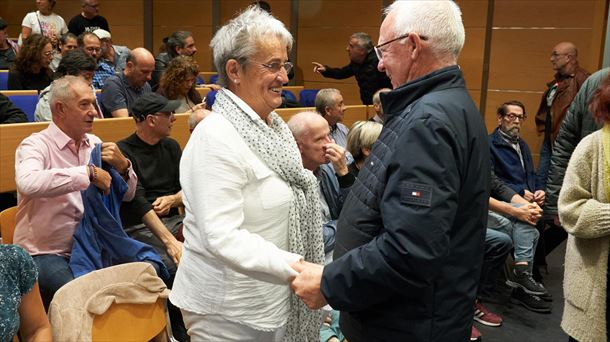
<box><xmin>381</xmin><ymin>65</ymin><xmax>464</xmax><ymax>120</ymax></box>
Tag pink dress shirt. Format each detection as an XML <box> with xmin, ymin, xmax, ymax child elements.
<box><xmin>14</xmin><ymin>122</ymin><xmax>137</xmax><ymax>256</ymax></box>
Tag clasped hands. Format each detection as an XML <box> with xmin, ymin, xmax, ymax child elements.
<box><xmin>289</xmin><ymin>260</ymin><xmax>327</xmax><ymax>309</ymax></box>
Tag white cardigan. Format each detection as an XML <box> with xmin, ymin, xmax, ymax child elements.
<box><xmin>559</xmin><ymin>129</ymin><xmax>610</xmax><ymax>342</ymax></box>
<box><xmin>170</xmin><ymin>94</ymin><xmax>302</xmax><ymax>331</ymax></box>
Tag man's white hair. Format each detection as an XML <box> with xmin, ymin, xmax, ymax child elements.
<box><xmin>210</xmin><ymin>5</ymin><xmax>293</xmax><ymax>86</ymax></box>
<box><xmin>385</xmin><ymin>0</ymin><xmax>465</xmax><ymax>60</ymax></box>
<box><xmin>49</xmin><ymin>76</ymin><xmax>87</xmax><ymax>115</ymax></box>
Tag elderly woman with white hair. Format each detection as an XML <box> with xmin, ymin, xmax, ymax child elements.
<box><xmin>169</xmin><ymin>6</ymin><xmax>324</xmax><ymax>341</ymax></box>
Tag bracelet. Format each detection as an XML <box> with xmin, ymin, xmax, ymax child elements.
<box><xmin>88</xmin><ymin>164</ymin><xmax>97</xmax><ymax>183</ymax></box>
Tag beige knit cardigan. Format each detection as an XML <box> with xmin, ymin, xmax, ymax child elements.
<box><xmin>559</xmin><ymin>129</ymin><xmax>610</xmax><ymax>342</ymax></box>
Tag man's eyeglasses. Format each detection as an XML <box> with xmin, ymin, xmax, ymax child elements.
<box><xmin>256</xmin><ymin>61</ymin><xmax>294</xmax><ymax>74</ymax></box>
<box><xmin>85</xmin><ymin>47</ymin><xmax>101</xmax><ymax>53</ymax></box>
<box><xmin>504</xmin><ymin>113</ymin><xmax>527</xmax><ymax>121</ymax></box>
<box><xmin>374</xmin><ymin>32</ymin><xmax>427</xmax><ymax>61</ymax></box>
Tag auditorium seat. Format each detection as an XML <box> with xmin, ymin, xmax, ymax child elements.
<box><xmin>299</xmin><ymin>89</ymin><xmax>319</xmax><ymax>107</ymax></box>
<box><xmin>209</xmin><ymin>74</ymin><xmax>219</xmax><ymax>84</ymax></box>
<box><xmin>0</xmin><ymin>70</ymin><xmax>8</xmax><ymax>90</ymax></box>
<box><xmin>3</xmin><ymin>91</ymin><xmax>38</xmax><ymax>122</ymax></box>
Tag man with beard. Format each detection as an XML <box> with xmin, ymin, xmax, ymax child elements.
<box><xmin>489</xmin><ymin>101</ymin><xmax>550</xmax><ymax>311</ymax></box>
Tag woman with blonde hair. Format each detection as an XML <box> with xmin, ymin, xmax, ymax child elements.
<box><xmin>346</xmin><ymin>120</ymin><xmax>383</xmax><ymax>176</ymax></box>
<box><xmin>559</xmin><ymin>74</ymin><xmax>610</xmax><ymax>342</ymax></box>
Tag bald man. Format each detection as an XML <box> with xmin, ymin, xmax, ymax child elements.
<box><xmin>532</xmin><ymin>42</ymin><xmax>589</xmax><ymax>279</ymax></box>
<box><xmin>100</xmin><ymin>47</ymin><xmax>155</xmax><ymax>117</ymax></box>
<box><xmin>287</xmin><ymin>111</ymin><xmax>354</xmax><ymax>261</ymax></box>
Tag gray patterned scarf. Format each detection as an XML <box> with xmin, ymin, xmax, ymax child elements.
<box><xmin>213</xmin><ymin>89</ymin><xmax>324</xmax><ymax>341</ymax></box>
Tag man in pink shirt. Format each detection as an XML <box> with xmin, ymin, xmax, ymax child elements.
<box><xmin>14</xmin><ymin>75</ymin><xmax>137</xmax><ymax>309</ymax></box>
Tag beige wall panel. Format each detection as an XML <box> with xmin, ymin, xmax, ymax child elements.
<box><xmin>153</xmin><ymin>1</ymin><xmax>212</xmax><ymax>25</ymax></box>
<box><xmin>484</xmin><ymin>90</ymin><xmax>546</xmax><ymax>165</ymax></box>
<box><xmin>487</xmin><ymin>29</ymin><xmax>600</xmax><ymax>92</ymax></box>
<box><xmin>219</xmin><ymin>0</ymin><xmax>291</xmax><ymax>28</ymax></box>
<box><xmin>467</xmin><ymin>89</ymin><xmax>482</xmax><ymax>112</ymax></box>
<box><xmin>101</xmin><ymin>1</ymin><xmax>144</xmax><ymax>25</ymax></box>
<box><xmin>460</xmin><ymin>28</ymin><xmax>485</xmax><ymax>91</ymax></box>
<box><xmin>302</xmin><ymin>81</ymin><xmax>361</xmax><ymax>106</ymax></box>
<box><xmin>298</xmin><ymin>1</ymin><xmax>383</xmax><ymax>28</ymax></box>
<box><xmin>110</xmin><ymin>26</ymin><xmax>144</xmax><ymax>49</ymax></box>
<box><xmin>493</xmin><ymin>0</ymin><xmax>601</xmax><ymax>28</ymax></box>
<box><xmin>456</xmin><ymin>0</ymin><xmax>489</xmax><ymax>28</ymax></box>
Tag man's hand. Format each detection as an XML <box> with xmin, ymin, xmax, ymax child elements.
<box><xmin>325</xmin><ymin>143</ymin><xmax>348</xmax><ymax>176</ymax></box>
<box><xmin>91</xmin><ymin>167</ymin><xmax>112</xmax><ymax>195</ymax></box>
<box><xmin>152</xmin><ymin>195</ymin><xmax>176</xmax><ymax>216</ymax></box>
<box><xmin>523</xmin><ymin>189</ymin><xmax>534</xmax><ymax>202</ymax></box>
<box><xmin>552</xmin><ymin>214</ymin><xmax>561</xmax><ymax>227</ymax></box>
<box><xmin>100</xmin><ymin>142</ymin><xmax>130</xmax><ymax>174</ymax></box>
<box><xmin>290</xmin><ymin>262</ymin><xmax>327</xmax><ymax>309</ymax></box>
<box><xmin>312</xmin><ymin>62</ymin><xmax>326</xmax><ymax>74</ymax></box>
<box><xmin>533</xmin><ymin>190</ymin><xmax>545</xmax><ymax>207</ymax></box>
<box><xmin>513</xmin><ymin>202</ymin><xmax>542</xmax><ymax>226</ymax></box>
<box><xmin>164</xmin><ymin>237</ymin><xmax>183</xmax><ymax>265</ymax></box>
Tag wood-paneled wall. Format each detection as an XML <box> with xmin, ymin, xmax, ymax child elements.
<box><xmin>1</xmin><ymin>1</ymin><xmax>144</xmax><ymax>49</ymax></box>
<box><xmin>1</xmin><ymin>0</ymin><xmax>607</xmax><ymax>164</ymax></box>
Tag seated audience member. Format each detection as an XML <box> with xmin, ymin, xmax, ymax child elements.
<box><xmin>8</xmin><ymin>34</ymin><xmax>53</xmax><ymax>91</ymax></box>
<box><xmin>157</xmin><ymin>56</ymin><xmax>203</xmax><ymax>113</ymax></box>
<box><xmin>0</xmin><ymin>93</ymin><xmax>28</xmax><ymax>123</ymax></box>
<box><xmin>101</xmin><ymin>48</ymin><xmax>154</xmax><ymax>117</ymax></box>
<box><xmin>93</xmin><ymin>29</ymin><xmax>130</xmax><ymax>73</ymax></box>
<box><xmin>489</xmin><ymin>100</ymin><xmax>551</xmax><ymax>310</ymax></box>
<box><xmin>49</xmin><ymin>32</ymin><xmax>77</xmax><ymax>71</ymax></box>
<box><xmin>151</xmin><ymin>31</ymin><xmax>197</xmax><ymax>91</ymax></box>
<box><xmin>315</xmin><ymin>88</ymin><xmax>349</xmax><ymax>148</ymax></box>
<box><xmin>471</xmin><ymin>170</ymin><xmax>538</xmax><ymax>339</ymax></box>
<box><xmin>79</xmin><ymin>32</ymin><xmax>114</xmax><ymax>89</ymax></box>
<box><xmin>188</xmin><ymin>107</ymin><xmax>210</xmax><ymax>133</ymax></box>
<box><xmin>0</xmin><ymin>18</ymin><xmax>20</xmax><ymax>69</ymax></box>
<box><xmin>117</xmin><ymin>92</ymin><xmax>188</xmax><ymax>340</ymax></box>
<box><xmin>370</xmin><ymin>88</ymin><xmax>391</xmax><ymax>124</ymax></box>
<box><xmin>345</xmin><ymin>120</ymin><xmax>382</xmax><ymax>177</ymax></box>
<box><xmin>117</xmin><ymin>92</ymin><xmax>184</xmax><ymax>276</ymax></box>
<box><xmin>35</xmin><ymin>49</ymin><xmax>101</xmax><ymax>121</ymax></box>
<box><xmin>14</xmin><ymin>76</ymin><xmax>137</xmax><ymax>309</ymax></box>
<box><xmin>287</xmin><ymin>111</ymin><xmax>355</xmax><ymax>261</ymax></box>
<box><xmin>288</xmin><ymin>111</ymin><xmax>354</xmax><ymax>342</ymax></box>
<box><xmin>0</xmin><ymin>245</ymin><xmax>52</xmax><ymax>342</ymax></box>
<box><xmin>19</xmin><ymin>0</ymin><xmax>67</xmax><ymax>47</ymax></box>
<box><xmin>68</xmin><ymin>0</ymin><xmax>110</xmax><ymax>37</ymax></box>
<box><xmin>558</xmin><ymin>74</ymin><xmax>610</xmax><ymax>342</ymax></box>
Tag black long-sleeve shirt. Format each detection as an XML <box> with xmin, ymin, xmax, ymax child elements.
<box><xmin>117</xmin><ymin>133</ymin><xmax>182</xmax><ymax>227</ymax></box>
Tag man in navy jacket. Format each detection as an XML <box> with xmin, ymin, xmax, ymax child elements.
<box><xmin>291</xmin><ymin>2</ymin><xmax>490</xmax><ymax>341</ymax></box>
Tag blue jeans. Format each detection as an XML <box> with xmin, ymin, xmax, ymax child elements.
<box><xmin>479</xmin><ymin>229</ymin><xmax>513</xmax><ymax>297</ymax></box>
<box><xmin>32</xmin><ymin>254</ymin><xmax>74</xmax><ymax>310</ymax></box>
<box><xmin>536</xmin><ymin>137</ymin><xmax>552</xmax><ymax>190</ymax></box>
<box><xmin>488</xmin><ymin>208</ymin><xmax>540</xmax><ymax>266</ymax></box>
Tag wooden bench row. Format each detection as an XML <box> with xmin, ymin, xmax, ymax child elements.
<box><xmin>0</xmin><ymin>105</ymin><xmax>375</xmax><ymax>193</ymax></box>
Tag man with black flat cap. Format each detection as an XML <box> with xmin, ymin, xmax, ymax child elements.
<box><xmin>117</xmin><ymin>92</ymin><xmax>184</xmax><ymax>272</ymax></box>
<box><xmin>117</xmin><ymin>92</ymin><xmax>189</xmax><ymax>339</ymax></box>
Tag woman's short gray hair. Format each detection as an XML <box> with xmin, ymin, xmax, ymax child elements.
<box><xmin>385</xmin><ymin>0</ymin><xmax>465</xmax><ymax>61</ymax></box>
<box><xmin>210</xmin><ymin>5</ymin><xmax>293</xmax><ymax>86</ymax></box>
